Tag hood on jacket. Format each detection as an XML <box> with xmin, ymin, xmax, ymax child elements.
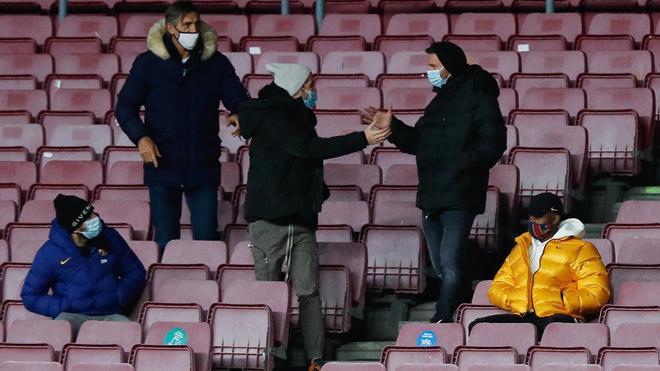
<box><xmin>551</xmin><ymin>218</ymin><xmax>586</xmax><ymax>241</ymax></box>
<box><xmin>146</xmin><ymin>18</ymin><xmax>218</xmax><ymax>61</ymax></box>
<box><xmin>440</xmin><ymin>64</ymin><xmax>500</xmax><ymax>98</ymax></box>
<box><xmin>239</xmin><ymin>83</ymin><xmax>310</xmax><ymax>139</ymax></box>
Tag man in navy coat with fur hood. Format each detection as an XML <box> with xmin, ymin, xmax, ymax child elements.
<box><xmin>116</xmin><ymin>0</ymin><xmax>249</xmax><ymax>249</ymax></box>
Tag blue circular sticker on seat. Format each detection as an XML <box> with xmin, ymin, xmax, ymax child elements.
<box><xmin>163</xmin><ymin>327</ymin><xmax>188</xmax><ymax>346</ymax></box>
<box><xmin>417</xmin><ymin>330</ymin><xmax>437</xmax><ymax>347</ymax></box>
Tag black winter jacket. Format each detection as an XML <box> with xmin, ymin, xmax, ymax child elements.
<box><xmin>389</xmin><ymin>65</ymin><xmax>507</xmax><ymax>214</ymax></box>
<box><xmin>239</xmin><ymin>84</ymin><xmax>368</xmax><ymax>228</ymax></box>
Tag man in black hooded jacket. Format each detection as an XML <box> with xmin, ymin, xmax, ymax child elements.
<box><xmin>238</xmin><ymin>63</ymin><xmax>390</xmax><ymax>370</ymax></box>
<box><xmin>363</xmin><ymin>42</ymin><xmax>507</xmax><ymax>323</ymax></box>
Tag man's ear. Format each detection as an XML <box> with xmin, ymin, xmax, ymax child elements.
<box><xmin>166</xmin><ymin>22</ymin><xmax>176</xmax><ymax>36</ymax></box>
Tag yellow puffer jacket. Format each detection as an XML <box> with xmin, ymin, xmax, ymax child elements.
<box><xmin>488</xmin><ymin>222</ymin><xmax>610</xmax><ymax>320</ymax></box>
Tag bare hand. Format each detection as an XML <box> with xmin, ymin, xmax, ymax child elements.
<box><xmin>360</xmin><ymin>106</ymin><xmax>379</xmax><ymax>125</ymax></box>
<box><xmin>138</xmin><ymin>136</ymin><xmax>161</xmax><ymax>168</ymax></box>
<box><xmin>364</xmin><ymin>122</ymin><xmax>392</xmax><ymax>145</ymax></box>
<box><xmin>227</xmin><ymin>114</ymin><xmax>240</xmax><ymax>137</ymax></box>
<box><xmin>371</xmin><ymin>106</ymin><xmax>393</xmax><ymax>130</ymax></box>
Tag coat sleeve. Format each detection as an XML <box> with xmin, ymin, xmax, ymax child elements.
<box><xmin>265</xmin><ymin>119</ymin><xmax>369</xmax><ymax>161</ymax></box>
<box><xmin>488</xmin><ymin>246</ymin><xmax>519</xmax><ymax>311</ymax></box>
<box><xmin>388</xmin><ymin>116</ymin><xmax>419</xmax><ymax>155</ymax></box>
<box><xmin>457</xmin><ymin>94</ymin><xmax>506</xmax><ymax>173</ymax></box>
<box><xmin>562</xmin><ymin>242</ymin><xmax>611</xmax><ymax>316</ymax></box>
<box><xmin>20</xmin><ymin>247</ymin><xmax>70</xmax><ymax>318</ymax></box>
<box><xmin>218</xmin><ymin>55</ymin><xmax>250</xmax><ymax>114</ymax></box>
<box><xmin>110</xmin><ymin>231</ymin><xmax>147</xmax><ymax>311</ymax></box>
<box><xmin>115</xmin><ymin>54</ymin><xmax>150</xmax><ymax>145</ymax></box>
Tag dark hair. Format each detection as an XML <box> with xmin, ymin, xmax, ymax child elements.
<box><xmin>165</xmin><ymin>0</ymin><xmax>198</xmax><ymax>26</ymax></box>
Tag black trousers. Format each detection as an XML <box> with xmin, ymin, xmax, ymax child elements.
<box><xmin>469</xmin><ymin>313</ymin><xmax>578</xmax><ymax>338</ymax></box>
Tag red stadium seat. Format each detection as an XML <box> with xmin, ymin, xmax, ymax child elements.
<box><xmin>315</xmin><ymin>87</ymin><xmax>381</xmax><ymax>110</ymax></box>
<box><xmin>0</xmin><ymin>124</ymin><xmax>43</xmax><ymax>155</ymax></box>
<box><xmin>510</xmin><ymin>74</ymin><xmax>569</xmax><ymax>105</ymax></box>
<box><xmin>45</xmin><ymin>37</ymin><xmax>102</xmax><ymax>58</ymax></box>
<box><xmin>468</xmin><ymin>51</ymin><xmax>520</xmax><ymax>82</ymax></box>
<box><xmin>509</xmin><ymin>147</ymin><xmax>571</xmax><ymax>211</ymax></box>
<box><xmin>381</xmin><ymin>346</ymin><xmax>447</xmax><ymax>369</ymax></box>
<box><xmin>588</xmin><ymin>51</ymin><xmax>653</xmax><ymax>82</ymax></box>
<box><xmin>322</xmin><ymin>363</ymin><xmax>385</xmax><ymax>371</ymax></box>
<box><xmin>0</xmin><ymin>362</ymin><xmax>63</xmax><ymax>371</ymax></box>
<box><xmin>250</xmin><ymin>14</ymin><xmax>314</xmax><ymax>45</ymax></box>
<box><xmin>324</xmin><ymin>163</ymin><xmax>381</xmax><ymax>196</ymax></box>
<box><xmin>0</xmin><ymin>54</ymin><xmax>53</xmax><ymax>84</ymax></box>
<box><xmin>93</xmin><ymin>200</ymin><xmax>150</xmax><ymax>239</ymax></box>
<box><xmin>77</xmin><ymin>320</ymin><xmax>141</xmax><ymax>354</ymax></box>
<box><xmin>204</xmin><ymin>15</ymin><xmax>248</xmax><ymax>45</ymax></box>
<box><xmin>319</xmin><ymin>14</ymin><xmax>382</xmax><ymax>44</ymax></box>
<box><xmin>130</xmin><ymin>345</ymin><xmax>194</xmax><ymax>371</ymax></box>
<box><xmin>54</xmin><ymin>54</ymin><xmax>119</xmax><ymax>83</ymax></box>
<box><xmin>46</xmin><ymin>75</ymin><xmax>104</xmax><ymax>98</ymax></box>
<box><xmin>520</xmin><ymin>51</ymin><xmax>586</xmax><ymax>82</ymax></box>
<box><xmin>144</xmin><ymin>322</ymin><xmax>211</xmax><ymax>371</ymax></box>
<box><xmin>0</xmin><ymin>90</ymin><xmax>48</xmax><ymax>118</ymax></box>
<box><xmin>383</xmin><ymin>88</ymin><xmax>435</xmax><ymax>111</ymax></box>
<box><xmin>518</xmin><ymin>13</ymin><xmax>583</xmax><ymax>46</ymax></box>
<box><xmin>509</xmin><ymin>35</ymin><xmax>568</xmax><ymax>52</ymax></box>
<box><xmin>396</xmin><ymin>322</ymin><xmax>465</xmax><ymax>355</ymax></box>
<box><xmin>578</xmin><ymin>74</ymin><xmax>636</xmax><ymax>95</ymax></box>
<box><xmin>584</xmin><ymin>238</ymin><xmax>615</xmax><ymax>266</ymax></box>
<box><xmin>50</xmin><ymin>89</ymin><xmax>112</xmax><ymax>121</ymax></box>
<box><xmin>7</xmin><ymin>319</ymin><xmax>71</xmax><ymax>354</ymax></box>
<box><xmin>240</xmin><ymin>36</ymin><xmax>298</xmax><ymax>56</ymax></box>
<box><xmin>385</xmin><ymin>13</ymin><xmax>449</xmax><ymax>40</ymax></box>
<box><xmin>607</xmin><ymin>264</ymin><xmax>660</xmax><ymax>304</ymax></box>
<box><xmin>586</xmin><ymin>13</ymin><xmax>651</xmax><ymax>45</ymax></box>
<box><xmin>138</xmin><ymin>302</ymin><xmax>203</xmax><ymax>332</ymax></box>
<box><xmin>0</xmin><ymin>76</ymin><xmax>37</xmax><ymax>90</ymax></box>
<box><xmin>576</xmin><ymin>35</ymin><xmax>635</xmax><ymax>61</ymax></box>
<box><xmin>0</xmin><ymin>15</ymin><xmax>52</xmax><ymax>46</ymax></box>
<box><xmin>521</xmin><ymin>88</ymin><xmax>585</xmax><ymax>118</ymax></box>
<box><xmin>162</xmin><ymin>240</ymin><xmax>227</xmax><ymax>273</ymax></box>
<box><xmin>40</xmin><ymin>160</ymin><xmax>103</xmax><ymax>190</ymax></box>
<box><xmin>388</xmin><ymin>51</ymin><xmax>428</xmax><ymax>74</ymax></box>
<box><xmin>55</xmin><ymin>15</ymin><xmax>117</xmax><ymax>45</ymax></box>
<box><xmin>321</xmin><ymin>51</ymin><xmax>385</xmax><ymax>81</ymax></box>
<box><xmin>0</xmin><ymin>161</ymin><xmax>37</xmax><ymax>192</ymax></box>
<box><xmin>444</xmin><ymin>35</ymin><xmax>501</xmax><ymax>52</ymax></box>
<box><xmin>541</xmin><ymin>323</ymin><xmax>608</xmax><ymax>358</ymax></box>
<box><xmin>44</xmin><ymin>123</ymin><xmax>112</xmax><ymax>155</ymax></box>
<box><xmin>375</xmin><ymin>35</ymin><xmax>433</xmax><ymax>63</ymax></box>
<box><xmin>0</xmin><ymin>39</ymin><xmax>37</xmax><ymax>55</ymax></box>
<box><xmin>598</xmin><ymin>347</ymin><xmax>660</xmax><ymax>371</ymax></box>
<box><xmin>612</xmin><ymin>323</ymin><xmax>660</xmax><ymax>348</ymax></box>
<box><xmin>615</xmin><ymin>281</ymin><xmax>660</xmax><ymax>306</ymax></box>
<box><xmin>119</xmin><ymin>14</ymin><xmax>162</xmax><ymax>38</ymax></box>
<box><xmin>452</xmin><ymin>13</ymin><xmax>516</xmax><ymax>41</ymax></box>
<box><xmin>452</xmin><ymin>346</ymin><xmax>517</xmax><ymax>369</ymax></box>
<box><xmin>61</xmin><ymin>344</ymin><xmax>123</xmax><ymax>371</ymax></box>
<box><xmin>0</xmin><ymin>344</ymin><xmax>54</xmax><ymax>365</ymax></box>
<box><xmin>307</xmin><ymin>36</ymin><xmax>367</xmax><ymax>63</ymax></box>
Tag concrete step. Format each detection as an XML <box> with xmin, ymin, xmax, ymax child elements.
<box><xmin>408</xmin><ymin>301</ymin><xmax>435</xmax><ymax>322</ymax></box>
<box><xmin>335</xmin><ymin>341</ymin><xmax>394</xmax><ymax>362</ymax></box>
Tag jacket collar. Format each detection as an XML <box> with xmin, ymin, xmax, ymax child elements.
<box><xmin>146</xmin><ymin>19</ymin><xmax>217</xmax><ymax>61</ymax></box>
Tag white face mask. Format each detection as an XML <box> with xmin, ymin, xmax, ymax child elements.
<box><xmin>176</xmin><ymin>29</ymin><xmax>199</xmax><ymax>51</ymax></box>
<box><xmin>427</xmin><ymin>67</ymin><xmax>450</xmax><ymax>88</ymax></box>
<box><xmin>80</xmin><ymin>216</ymin><xmax>102</xmax><ymax>240</ymax></box>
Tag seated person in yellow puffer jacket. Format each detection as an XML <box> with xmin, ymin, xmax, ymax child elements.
<box><xmin>470</xmin><ymin>192</ymin><xmax>611</xmax><ymax>336</ymax></box>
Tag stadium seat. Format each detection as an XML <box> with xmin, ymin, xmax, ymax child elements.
<box><xmin>319</xmin><ymin>14</ymin><xmax>381</xmax><ymax>44</ymax></box>
<box><xmin>452</xmin><ymin>13</ymin><xmax>516</xmax><ymax>41</ymax></box>
<box><xmin>607</xmin><ymin>265</ymin><xmax>660</xmax><ymax>304</ymax></box>
<box><xmin>370</xmin><ymin>148</ymin><xmax>416</xmax><ymax>179</ymax></box>
<box><xmin>203</xmin><ymin>15</ymin><xmax>248</xmax><ymax>45</ymax></box>
<box><xmin>375</xmin><ymin>35</ymin><xmax>434</xmax><ymax>63</ymax></box>
<box><xmin>468</xmin><ymin>51</ymin><xmax>520</xmax><ymax>82</ymax></box>
<box><xmin>537</xmin><ymin>365</ymin><xmax>603</xmax><ymax>371</ymax></box>
<box><xmin>443</xmin><ymin>34</ymin><xmax>501</xmax><ymax>52</ymax></box>
<box><xmin>240</xmin><ymin>36</ymin><xmax>298</xmax><ymax>57</ymax></box>
<box><xmin>394</xmin><ymin>365</ymin><xmax>457</xmax><ymax>371</ymax></box>
<box><xmin>360</xmin><ymin>226</ymin><xmax>425</xmax><ymax>293</ymax></box>
<box><xmin>44</xmin><ymin>123</ymin><xmax>112</xmax><ymax>155</ymax></box>
<box><xmin>615</xmin><ymin>281</ymin><xmax>660</xmax><ymax>306</ymax></box>
<box><xmin>541</xmin><ymin>323</ymin><xmax>608</xmax><ymax>358</ymax></box>
<box><xmin>576</xmin><ymin>110</ymin><xmax>640</xmax><ymax>175</ymax></box>
<box><xmin>61</xmin><ymin>344</ymin><xmax>123</xmax><ymax>371</ymax></box>
<box><xmin>7</xmin><ymin>319</ymin><xmax>71</xmax><ymax>355</ymax></box>
<box><xmin>92</xmin><ymin>200</ymin><xmax>150</xmax><ymax>239</ymax></box>
<box><xmin>471</xmin><ymin>280</ymin><xmax>491</xmax><ymax>305</ymax></box>
<box><xmin>0</xmin><ymin>76</ymin><xmax>37</xmax><ymax>90</ymax></box>
<box><xmin>46</xmin><ymin>75</ymin><xmax>104</xmax><ymax>98</ymax></box>
<box><xmin>0</xmin><ymin>90</ymin><xmax>48</xmax><ymax>118</ymax></box>
<box><xmin>0</xmin><ymin>112</ymin><xmax>31</xmax><ymax>125</ymax></box>
<box><xmin>321</xmin><ymin>51</ymin><xmax>384</xmax><ymax>81</ymax></box>
<box><xmin>0</xmin><ymin>344</ymin><xmax>54</xmax><ymax>364</ymax></box>
<box><xmin>370</xmin><ymin>186</ymin><xmax>418</xmax><ymax>226</ymax></box>
<box><xmin>506</xmin><ymin>124</ymin><xmax>519</xmax><ymax>160</ymax></box>
<box><xmin>469</xmin><ymin>366</ymin><xmax>530</xmax><ymax>371</ymax></box>
<box><xmin>315</xmin><ymin>87</ymin><xmax>381</xmax><ymax>110</ymax></box>
<box><xmin>138</xmin><ymin>303</ymin><xmax>203</xmax><ymax>332</ymax></box>
<box><xmin>316</xmin><ymin>225</ymin><xmax>354</xmax><ymax>243</ymax></box>
<box><xmin>70</xmin><ymin>363</ymin><xmax>133</xmax><ymax>371</ymax></box>
<box><xmin>0</xmin><ymin>15</ymin><xmax>52</xmax><ymax>46</ymax></box>
<box><xmin>452</xmin><ymin>346</ymin><xmax>517</xmax><ymax>368</ymax></box>
<box><xmin>603</xmin><ymin>224</ymin><xmax>660</xmax><ymax>258</ymax></box>
<box><xmin>0</xmin><ymin>124</ymin><xmax>43</xmax><ymax>155</ymax></box>
<box><xmin>0</xmin><ymin>39</ymin><xmax>37</xmax><ymax>55</ymax></box>
<box><xmin>40</xmin><ymin>112</ymin><xmax>95</xmax><ymax>127</ymax></box>
<box><xmin>208</xmin><ymin>303</ymin><xmax>273</xmax><ymax>370</ymax></box>
<box><xmin>318</xmin><ymin>242</ymin><xmax>367</xmax><ymax>309</ymax></box>
<box><xmin>318</xmin><ymin>200</ymin><xmax>369</xmax><ymax>231</ymax></box>
<box><xmin>29</xmin><ymin>184</ymin><xmax>89</xmax><ymax>200</ymax></box>
<box><xmin>456</xmin><ymin>304</ymin><xmax>511</xmax><ymax>334</ymax></box>
<box><xmin>37</xmin><ymin>147</ymin><xmax>96</xmax><ymax>173</ymax></box>
<box><xmin>1</xmin><ymin>300</ymin><xmax>48</xmax><ymax>329</ymax></box>
<box><xmin>94</xmin><ymin>185</ymin><xmax>148</xmax><ymax>202</ymax></box>
<box><xmin>515</xmin><ymin>124</ymin><xmax>587</xmax><ymax>188</ymax></box>
<box><xmin>2</xmin><ymin>262</ymin><xmax>30</xmax><ymax>302</ymax></box>
<box><xmin>601</xmin><ymin>306</ymin><xmax>660</xmax><ymax>336</ymax></box>
<box><xmin>0</xmin><ymin>54</ymin><xmax>53</xmax><ymax>87</ymax></box>
<box><xmin>576</xmin><ymin>34</ymin><xmax>635</xmax><ymax>60</ymax></box>
<box><xmin>322</xmin><ymin>363</ymin><xmax>385</xmax><ymax>371</ymax></box>
<box><xmin>223</xmin><ymin>52</ymin><xmax>252</xmax><ymax>80</ymax></box>
<box><xmin>509</xmin><ymin>110</ymin><xmax>569</xmax><ymax>128</ymax></box>
<box><xmin>144</xmin><ymin>321</ymin><xmax>211</xmax><ymax>371</ymax></box>
<box><xmin>0</xmin><ymin>148</ymin><xmax>27</xmax><ymax>163</ymax></box>
<box><xmin>18</xmin><ymin>200</ymin><xmax>54</xmax><ymax>224</ymax></box>
<box><xmin>54</xmin><ymin>54</ymin><xmax>119</xmax><ymax>83</ymax></box>
<box><xmin>126</xmin><ymin>240</ymin><xmax>158</xmax><ymax>270</ymax></box>
<box><xmin>119</xmin><ymin>14</ymin><xmax>162</xmax><ymax>38</ymax></box>
<box><xmin>387</xmin><ymin>51</ymin><xmax>428</xmax><ymax>74</ymax></box>
<box><xmin>584</xmin><ymin>238</ymin><xmax>615</xmax><ymax>266</ymax></box>
<box><xmin>519</xmin><ymin>51</ymin><xmax>587</xmax><ymax>82</ymax></box>
<box><xmin>616</xmin><ymin>200</ymin><xmax>660</xmax><ymax>224</ymax></box>
<box><xmin>468</xmin><ymin>323</ymin><xmax>536</xmax><ymax>362</ymax></box>
<box><xmin>586</xmin><ymin>88</ymin><xmax>655</xmax><ymax>150</ymax></box>
<box><xmin>162</xmin><ymin>240</ymin><xmax>227</xmax><ymax>274</ymax></box>
<box><xmin>0</xmin><ymin>362</ymin><xmax>62</xmax><ymax>371</ymax></box>
<box><xmin>578</xmin><ymin>74</ymin><xmax>637</xmax><ymax>95</ymax></box>
<box><xmin>5</xmin><ymin>224</ymin><xmax>49</xmax><ymax>263</ymax></box>
<box><xmin>106</xmin><ymin>161</ymin><xmax>143</xmax><ymax>185</ymax></box>
<box><xmin>76</xmin><ymin>320</ymin><xmax>141</xmax><ymax>354</ymax></box>
<box><xmin>518</xmin><ymin>13</ymin><xmax>582</xmax><ymax>47</ymax></box>
<box><xmin>54</xmin><ymin>15</ymin><xmax>117</xmax><ymax>45</ymax></box>
<box><xmin>527</xmin><ymin>347</ymin><xmax>591</xmax><ymax>370</ymax></box>
<box><xmin>153</xmin><ymin>279</ymin><xmax>218</xmax><ymax>312</ymax></box>
<box><xmin>396</xmin><ymin>322</ymin><xmax>465</xmax><ymax>355</ymax></box>
<box><xmin>381</xmin><ymin>346</ymin><xmax>447</xmax><ymax>369</ymax></box>
<box><xmin>148</xmin><ymin>263</ymin><xmax>210</xmax><ymax>298</ymax></box>
<box><xmin>0</xmin><ymin>161</ymin><xmax>36</xmax><ymax>193</ymax></box>
<box><xmin>130</xmin><ymin>345</ymin><xmax>194</xmax><ymax>371</ymax></box>
<box><xmin>509</xmin><ymin>35</ymin><xmax>568</xmax><ymax>52</ymax></box>
<box><xmin>307</xmin><ymin>36</ymin><xmax>366</xmax><ymax>63</ymax></box>
<box><xmin>598</xmin><ymin>347</ymin><xmax>660</xmax><ymax>371</ymax></box>
<box><xmin>521</xmin><ymin>88</ymin><xmax>586</xmax><ymax>118</ymax></box>
<box><xmin>250</xmin><ymin>14</ymin><xmax>314</xmax><ymax>45</ymax></box>
<box><xmin>383</xmin><ymin>88</ymin><xmax>435</xmax><ymax>111</ymax></box>
<box><xmin>497</xmin><ymin>88</ymin><xmax>518</xmax><ymax>120</ymax></box>
<box><xmin>255</xmin><ymin>52</ymin><xmax>318</xmax><ymax>74</ymax></box>
<box><xmin>510</xmin><ymin>74</ymin><xmax>569</xmax><ymax>98</ymax></box>
<box><xmin>617</xmin><ymin>237</ymin><xmax>660</xmax><ymax>264</ymax></box>
<box><xmin>221</xmin><ymin>279</ymin><xmax>290</xmax><ymax>348</ymax></box>
<box><xmin>588</xmin><ymin>51</ymin><xmax>653</xmax><ymax>82</ymax></box>
<box><xmin>45</xmin><ymin>37</ymin><xmax>102</xmax><ymax>58</ymax></box>
<box><xmin>586</xmin><ymin>13</ymin><xmax>651</xmax><ymax>45</ymax></box>
<box><xmin>385</xmin><ymin>14</ymin><xmax>449</xmax><ymax>40</ymax></box>
<box><xmin>509</xmin><ymin>147</ymin><xmax>571</xmax><ymax>211</ymax></box>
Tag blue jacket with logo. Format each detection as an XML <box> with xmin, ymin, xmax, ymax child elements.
<box><xmin>21</xmin><ymin>220</ymin><xmax>147</xmax><ymax>318</ymax></box>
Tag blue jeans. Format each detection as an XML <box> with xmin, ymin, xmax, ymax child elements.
<box><xmin>149</xmin><ymin>185</ymin><xmax>218</xmax><ymax>249</ymax></box>
<box><xmin>422</xmin><ymin>209</ymin><xmax>476</xmax><ymax>322</ymax></box>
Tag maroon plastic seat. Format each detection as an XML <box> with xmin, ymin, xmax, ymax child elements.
<box><xmin>7</xmin><ymin>319</ymin><xmax>71</xmax><ymax>354</ymax></box>
<box><xmin>360</xmin><ymin>226</ymin><xmax>425</xmax><ymax>294</ymax></box>
<box><xmin>384</xmin><ymin>88</ymin><xmax>435</xmax><ymax>111</ymax></box>
<box><xmin>509</xmin><ymin>35</ymin><xmax>568</xmax><ymax>52</ymax></box>
<box><xmin>144</xmin><ymin>321</ymin><xmax>211</xmax><ymax>371</ymax></box>
<box><xmin>576</xmin><ymin>35</ymin><xmax>635</xmax><ymax>62</ymax></box>
<box><xmin>306</xmin><ymin>36</ymin><xmax>365</xmax><ymax>64</ymax></box>
<box><xmin>452</xmin><ymin>346</ymin><xmax>518</xmax><ymax>369</ymax></box>
<box><xmin>0</xmin><ymin>39</ymin><xmax>37</xmax><ymax>55</ymax></box>
<box><xmin>510</xmin><ymin>74</ymin><xmax>569</xmax><ymax>98</ymax></box>
<box><xmin>1</xmin><ymin>263</ymin><xmax>30</xmax><ymax>302</ymax></box>
<box><xmin>509</xmin><ymin>147</ymin><xmax>571</xmax><ymax>211</ymax></box>
<box><xmin>385</xmin><ymin>13</ymin><xmax>449</xmax><ymax>40</ymax></box>
<box><xmin>162</xmin><ymin>240</ymin><xmax>227</xmax><ymax>273</ymax></box>
<box><xmin>452</xmin><ymin>13</ymin><xmax>516</xmax><ymax>41</ymax></box>
<box><xmin>498</xmin><ymin>88</ymin><xmax>518</xmax><ymax>120</ymax></box>
<box><xmin>5</xmin><ymin>224</ymin><xmax>49</xmax><ymax>264</ymax></box>
<box><xmin>0</xmin><ymin>124</ymin><xmax>43</xmax><ymax>156</ymax></box>
<box><xmin>394</xmin><ymin>365</ymin><xmax>457</xmax><ymax>371</ymax></box>
<box><xmin>70</xmin><ymin>362</ymin><xmax>132</xmax><ymax>371</ymax></box>
<box><xmin>578</xmin><ymin>74</ymin><xmax>636</xmax><ymax>95</ymax></box>
<box><xmin>616</xmin><ymin>200</ymin><xmax>660</xmax><ymax>224</ymax></box>
<box><xmin>600</xmin><ymin>306</ymin><xmax>660</xmax><ymax>336</ymax></box>
<box><xmin>381</xmin><ymin>345</ymin><xmax>447</xmax><ymax>369</ymax></box>
<box><xmin>396</xmin><ymin>323</ymin><xmax>465</xmax><ymax>355</ymax></box>
<box><xmin>537</xmin><ymin>365</ymin><xmax>604</xmax><ymax>371</ymax></box>
<box><xmin>617</xmin><ymin>237</ymin><xmax>660</xmax><ymax>265</ymax></box>
<box><xmin>138</xmin><ymin>303</ymin><xmax>203</xmax><ymax>332</ymax></box>
<box><xmin>45</xmin><ymin>37</ymin><xmax>102</xmax><ymax>58</ymax></box>
<box><xmin>208</xmin><ymin>303</ymin><xmax>273</xmax><ymax>370</ymax></box>
<box><xmin>443</xmin><ymin>34</ymin><xmax>501</xmax><ymax>52</ymax></box>
<box><xmin>46</xmin><ymin>75</ymin><xmax>104</xmax><ymax>99</ymax></box>
<box><xmin>586</xmin><ymin>13</ymin><xmax>651</xmax><ymax>45</ymax></box>
<box><xmin>321</xmin><ymin>51</ymin><xmax>384</xmax><ymax>81</ymax></box>
<box><xmin>0</xmin><ymin>362</ymin><xmax>62</xmax><ymax>371</ymax></box>
<box><xmin>1</xmin><ymin>300</ymin><xmax>48</xmax><ymax>330</ymax></box>
<box><xmin>375</xmin><ymin>35</ymin><xmax>433</xmax><ymax>64</ymax></box>
<box><xmin>607</xmin><ymin>265</ymin><xmax>660</xmax><ymax>304</ymax></box>
<box><xmin>324</xmin><ymin>163</ymin><xmax>381</xmax><ymax>196</ymax></box>
<box><xmin>468</xmin><ymin>51</ymin><xmax>520</xmax><ymax>82</ymax></box>
<box><xmin>471</xmin><ymin>187</ymin><xmax>500</xmax><ymax>251</ymax></box>
<box><xmin>521</xmin><ymin>88</ymin><xmax>585</xmax><ymax>118</ymax></box>
<box><xmin>322</xmin><ymin>363</ymin><xmax>385</xmax><ymax>371</ymax></box>
<box><xmin>0</xmin><ymin>112</ymin><xmax>31</xmax><ymax>124</ymax></box>
<box><xmin>319</xmin><ymin>14</ymin><xmax>381</xmax><ymax>44</ymax></box>
<box><xmin>509</xmin><ymin>110</ymin><xmax>569</xmax><ymax>128</ymax></box>
<box><xmin>250</xmin><ymin>14</ymin><xmax>314</xmax><ymax>45</ymax></box>
<box><xmin>0</xmin><ymin>15</ymin><xmax>52</xmax><ymax>46</ymax></box>
<box><xmin>105</xmin><ymin>161</ymin><xmax>143</xmax><ymax>185</ymax></box>
<box><xmin>584</xmin><ymin>238</ymin><xmax>615</xmax><ymax>266</ymax></box>
<box><xmin>119</xmin><ymin>14</ymin><xmax>162</xmax><ymax>38</ymax></box>
<box><xmin>54</xmin><ymin>54</ymin><xmax>119</xmax><ymax>83</ymax></box>
<box><xmin>0</xmin><ymin>162</ymin><xmax>36</xmax><ymax>193</ymax></box>
<box><xmin>222</xmin><ymin>52</ymin><xmax>252</xmax><ymax>80</ymax></box>
<box><xmin>588</xmin><ymin>51</ymin><xmax>653</xmax><ymax>82</ymax></box>
<box><xmin>518</xmin><ymin>13</ymin><xmax>582</xmax><ymax>46</ymax></box>
<box><xmin>615</xmin><ymin>281</ymin><xmax>660</xmax><ymax>306</ymax></box>
<box><xmin>456</xmin><ymin>304</ymin><xmax>513</xmax><ymax>334</ymax></box>
<box><xmin>0</xmin><ymin>76</ymin><xmax>37</xmax><ymax>90</ymax></box>
<box><xmin>61</xmin><ymin>344</ymin><xmax>123</xmax><ymax>371</ymax></box>
<box><xmin>203</xmin><ymin>14</ymin><xmax>247</xmax><ymax>45</ymax></box>
<box><xmin>54</xmin><ymin>15</ymin><xmax>117</xmax><ymax>45</ymax></box>
<box><xmin>602</xmin><ymin>224</ymin><xmax>660</xmax><ymax>259</ymax></box>
<box><xmin>0</xmin><ymin>90</ymin><xmax>48</xmax><ymax>118</ymax></box>
<box><xmin>387</xmin><ymin>51</ymin><xmax>428</xmax><ymax>74</ymax></box>
<box><xmin>468</xmin><ymin>323</ymin><xmax>536</xmax><ymax>362</ymax></box>
<box><xmin>318</xmin><ymin>200</ymin><xmax>369</xmax><ymax>231</ymax></box>
<box><xmin>0</xmin><ymin>344</ymin><xmax>54</xmax><ymax>365</ymax></box>
<box><xmin>598</xmin><ymin>347</ymin><xmax>660</xmax><ymax>371</ymax></box>
<box><xmin>541</xmin><ymin>323</ymin><xmax>608</xmax><ymax>358</ymax></box>
<box><xmin>527</xmin><ymin>347</ymin><xmax>591</xmax><ymax>370</ymax></box>
<box><xmin>471</xmin><ymin>280</ymin><xmax>492</xmax><ymax>305</ymax></box>
<box><xmin>37</xmin><ymin>147</ymin><xmax>96</xmax><ymax>173</ymax></box>
<box><xmin>92</xmin><ymin>200</ymin><xmax>150</xmax><ymax>240</ymax></box>
<box><xmin>76</xmin><ymin>320</ymin><xmax>141</xmax><ymax>354</ymax></box>
<box><xmin>43</xmin><ymin>123</ymin><xmax>111</xmax><ymax>154</ymax></box>
<box><xmin>254</xmin><ymin>51</ymin><xmax>318</xmax><ymax>75</ymax></box>
<box><xmin>370</xmin><ymin>186</ymin><xmax>418</xmax><ymax>226</ymax></box>
<box><xmin>609</xmin><ymin>323</ymin><xmax>660</xmax><ymax>354</ymax></box>
<box><xmin>153</xmin><ymin>279</ymin><xmax>218</xmax><ymax>312</ymax></box>
<box><xmin>130</xmin><ymin>345</ymin><xmax>194</xmax><ymax>371</ymax></box>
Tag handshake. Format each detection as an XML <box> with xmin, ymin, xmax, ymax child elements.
<box><xmin>361</xmin><ymin>106</ymin><xmax>394</xmax><ymax>145</ymax></box>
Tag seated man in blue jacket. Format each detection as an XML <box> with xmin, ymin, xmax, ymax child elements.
<box><xmin>21</xmin><ymin>194</ymin><xmax>147</xmax><ymax>334</ymax></box>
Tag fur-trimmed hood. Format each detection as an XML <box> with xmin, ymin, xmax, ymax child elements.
<box><xmin>146</xmin><ymin>19</ymin><xmax>218</xmax><ymax>61</ymax></box>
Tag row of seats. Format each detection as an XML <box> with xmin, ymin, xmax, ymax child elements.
<box><xmin>323</xmin><ymin>363</ymin><xmax>659</xmax><ymax>371</ymax></box>
<box><xmin>4</xmin><ymin>49</ymin><xmax>660</xmax><ymax>86</ymax></box>
<box><xmin>4</xmin><ymin>12</ymin><xmax>660</xmax><ymax>48</ymax></box>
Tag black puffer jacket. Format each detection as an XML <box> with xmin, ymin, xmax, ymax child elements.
<box><xmin>239</xmin><ymin>83</ymin><xmax>368</xmax><ymax>228</ymax></box>
<box><xmin>389</xmin><ymin>65</ymin><xmax>507</xmax><ymax>214</ymax></box>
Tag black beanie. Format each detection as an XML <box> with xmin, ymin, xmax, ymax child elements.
<box><xmin>426</xmin><ymin>41</ymin><xmax>469</xmax><ymax>76</ymax></box>
<box><xmin>54</xmin><ymin>194</ymin><xmax>94</xmax><ymax>233</ymax></box>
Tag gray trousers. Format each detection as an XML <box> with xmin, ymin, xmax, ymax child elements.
<box><xmin>248</xmin><ymin>220</ymin><xmax>325</xmax><ymax>360</ymax></box>
<box><xmin>55</xmin><ymin>312</ymin><xmax>131</xmax><ymax>337</ymax></box>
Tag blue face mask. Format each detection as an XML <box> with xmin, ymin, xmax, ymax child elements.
<box><xmin>427</xmin><ymin>68</ymin><xmax>450</xmax><ymax>88</ymax></box>
<box><xmin>303</xmin><ymin>89</ymin><xmax>317</xmax><ymax>109</ymax></box>
<box><xmin>81</xmin><ymin>216</ymin><xmax>102</xmax><ymax>240</ymax></box>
